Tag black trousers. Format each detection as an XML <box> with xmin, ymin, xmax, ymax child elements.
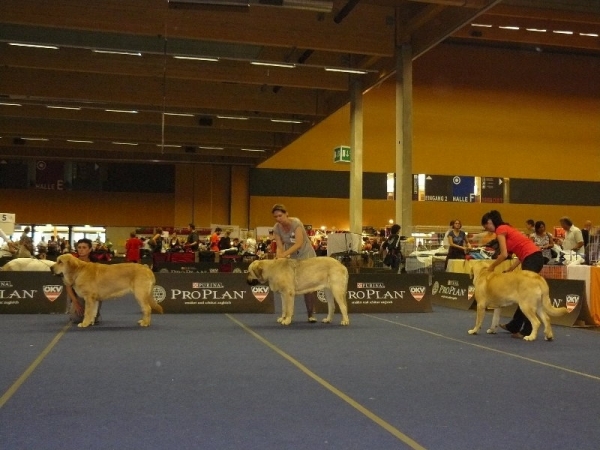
<box><xmin>504</xmin><ymin>252</ymin><xmax>544</xmax><ymax>335</ymax></box>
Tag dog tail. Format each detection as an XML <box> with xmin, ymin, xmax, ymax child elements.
<box><xmin>149</xmin><ymin>290</ymin><xmax>164</xmax><ymax>314</ymax></box>
<box><xmin>540</xmin><ymin>280</ymin><xmax>569</xmax><ymax>317</ymax></box>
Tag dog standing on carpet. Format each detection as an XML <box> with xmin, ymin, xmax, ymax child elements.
<box><xmin>468</xmin><ymin>263</ymin><xmax>568</xmax><ymax>341</ymax></box>
<box><xmin>247</xmin><ymin>257</ymin><xmax>350</xmax><ymax>326</ymax></box>
<box><xmin>51</xmin><ymin>254</ymin><xmax>162</xmax><ymax>328</ymax></box>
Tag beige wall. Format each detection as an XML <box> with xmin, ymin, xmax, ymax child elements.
<box><xmin>253</xmin><ymin>43</ymin><xmax>600</xmax><ymax>231</ymax></box>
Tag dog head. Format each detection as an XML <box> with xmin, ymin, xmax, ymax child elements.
<box><xmin>470</xmin><ymin>260</ymin><xmax>493</xmax><ymax>281</ymax></box>
<box><xmin>246</xmin><ymin>260</ymin><xmax>266</xmax><ymax>286</ymax></box>
<box><xmin>50</xmin><ymin>253</ymin><xmax>79</xmax><ymax>277</ymax></box>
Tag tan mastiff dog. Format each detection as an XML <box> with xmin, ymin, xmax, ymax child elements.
<box><xmin>51</xmin><ymin>254</ymin><xmax>162</xmax><ymax>328</ymax></box>
<box><xmin>247</xmin><ymin>257</ymin><xmax>349</xmax><ymax>326</ymax></box>
<box><xmin>469</xmin><ymin>263</ymin><xmax>568</xmax><ymax>341</ymax></box>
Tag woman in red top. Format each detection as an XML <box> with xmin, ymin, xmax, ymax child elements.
<box><xmin>125</xmin><ymin>231</ymin><xmax>143</xmax><ymax>263</ymax></box>
<box><xmin>481</xmin><ymin>210</ymin><xmax>544</xmax><ymax>338</ymax></box>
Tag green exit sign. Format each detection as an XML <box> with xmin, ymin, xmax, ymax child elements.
<box><xmin>333</xmin><ymin>146</ymin><xmax>351</xmax><ymax>163</ymax></box>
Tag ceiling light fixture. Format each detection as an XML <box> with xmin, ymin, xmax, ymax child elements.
<box><xmin>163</xmin><ymin>112</ymin><xmax>195</xmax><ymax>117</ymax></box>
<box><xmin>251</xmin><ymin>61</ymin><xmax>295</xmax><ymax>69</ymax></box>
<box><xmin>471</xmin><ymin>23</ymin><xmax>492</xmax><ymax>28</ymax></box>
<box><xmin>112</xmin><ymin>142</ymin><xmax>138</xmax><ymax>145</ymax></box>
<box><xmin>498</xmin><ymin>26</ymin><xmax>520</xmax><ymax>30</ymax></box>
<box><xmin>173</xmin><ymin>55</ymin><xmax>219</xmax><ymax>62</ymax></box>
<box><xmin>324</xmin><ymin>67</ymin><xmax>368</xmax><ymax>75</ymax></box>
<box><xmin>270</xmin><ymin>119</ymin><xmax>303</xmax><ymax>124</ymax></box>
<box><xmin>105</xmin><ymin>109</ymin><xmax>138</xmax><ymax>114</ymax></box>
<box><xmin>580</xmin><ymin>33</ymin><xmax>599</xmax><ymax>37</ymax></box>
<box><xmin>217</xmin><ymin>115</ymin><xmax>249</xmax><ymax>120</ymax></box>
<box><xmin>8</xmin><ymin>42</ymin><xmax>59</xmax><ymax>50</ymax></box>
<box><xmin>241</xmin><ymin>148</ymin><xmax>266</xmax><ymax>152</ymax></box>
<box><xmin>198</xmin><ymin>146</ymin><xmax>225</xmax><ymax>150</ymax></box>
<box><xmin>21</xmin><ymin>137</ymin><xmax>49</xmax><ymax>141</ymax></box>
<box><xmin>156</xmin><ymin>144</ymin><xmax>182</xmax><ymax>148</ymax></box>
<box><xmin>553</xmin><ymin>30</ymin><xmax>574</xmax><ymax>35</ymax></box>
<box><xmin>0</xmin><ymin>102</ymin><xmax>22</xmax><ymax>106</ymax></box>
<box><xmin>92</xmin><ymin>49</ymin><xmax>142</xmax><ymax>56</ymax></box>
<box><xmin>47</xmin><ymin>105</ymin><xmax>82</xmax><ymax>110</ymax></box>
<box><xmin>67</xmin><ymin>139</ymin><xmax>94</xmax><ymax>143</ymax></box>
<box><xmin>526</xmin><ymin>28</ymin><xmax>547</xmax><ymax>32</ymax></box>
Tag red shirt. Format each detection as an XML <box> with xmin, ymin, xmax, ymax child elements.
<box><xmin>496</xmin><ymin>224</ymin><xmax>539</xmax><ymax>261</ymax></box>
<box><xmin>125</xmin><ymin>237</ymin><xmax>143</xmax><ymax>262</ymax></box>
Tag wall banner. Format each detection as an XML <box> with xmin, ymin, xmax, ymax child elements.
<box><xmin>0</xmin><ymin>272</ymin><xmax>67</xmax><ymax>314</ymax></box>
<box><xmin>430</xmin><ymin>272</ymin><xmax>475</xmax><ymax>310</ymax></box>
<box><xmin>314</xmin><ymin>273</ymin><xmax>432</xmax><ymax>314</ymax></box>
<box><xmin>154</xmin><ymin>273</ymin><xmax>274</xmax><ymax>313</ymax></box>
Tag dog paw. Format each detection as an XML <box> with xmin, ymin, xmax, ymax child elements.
<box><xmin>276</xmin><ymin>317</ymin><xmax>284</xmax><ymax>323</ymax></box>
<box><xmin>340</xmin><ymin>320</ymin><xmax>350</xmax><ymax>326</ymax></box>
<box><xmin>321</xmin><ymin>318</ymin><xmax>332</xmax><ymax>324</ymax></box>
<box><xmin>138</xmin><ymin>319</ymin><xmax>150</xmax><ymax>327</ymax></box>
<box><xmin>523</xmin><ymin>335</ymin><xmax>536</xmax><ymax>341</ymax></box>
<box><xmin>77</xmin><ymin>322</ymin><xmax>91</xmax><ymax>328</ymax></box>
<box><xmin>280</xmin><ymin>318</ymin><xmax>292</xmax><ymax>326</ymax></box>
<box><xmin>544</xmin><ymin>336</ymin><xmax>553</xmax><ymax>341</ymax></box>
<box><xmin>486</xmin><ymin>329</ymin><xmax>497</xmax><ymax>334</ymax></box>
<box><xmin>467</xmin><ymin>329</ymin><xmax>477</xmax><ymax>335</ymax></box>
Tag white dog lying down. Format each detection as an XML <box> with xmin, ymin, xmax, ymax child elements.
<box><xmin>469</xmin><ymin>263</ymin><xmax>568</xmax><ymax>341</ymax></box>
<box><xmin>1</xmin><ymin>258</ymin><xmax>55</xmax><ymax>271</ymax></box>
<box><xmin>247</xmin><ymin>257</ymin><xmax>350</xmax><ymax>326</ymax></box>
<box><xmin>51</xmin><ymin>254</ymin><xmax>162</xmax><ymax>328</ymax></box>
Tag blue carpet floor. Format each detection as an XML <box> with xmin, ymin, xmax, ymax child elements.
<box><xmin>1</xmin><ymin>297</ymin><xmax>599</xmax><ymax>450</ymax></box>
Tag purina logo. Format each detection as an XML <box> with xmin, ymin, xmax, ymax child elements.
<box><xmin>193</xmin><ymin>282</ymin><xmax>224</xmax><ymax>289</ymax></box>
<box><xmin>43</xmin><ymin>285</ymin><xmax>63</xmax><ymax>302</ymax></box>
<box><xmin>357</xmin><ymin>282</ymin><xmax>385</xmax><ymax>289</ymax></box>
<box><xmin>565</xmin><ymin>294</ymin><xmax>579</xmax><ymax>313</ymax></box>
<box><xmin>431</xmin><ymin>281</ymin><xmax>440</xmax><ymax>296</ymax></box>
<box><xmin>409</xmin><ymin>286</ymin><xmax>426</xmax><ymax>301</ymax></box>
<box><xmin>251</xmin><ymin>285</ymin><xmax>270</xmax><ymax>302</ymax></box>
<box><xmin>153</xmin><ymin>285</ymin><xmax>167</xmax><ymax>303</ymax></box>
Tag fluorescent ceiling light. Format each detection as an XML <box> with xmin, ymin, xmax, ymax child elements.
<box><xmin>471</xmin><ymin>24</ymin><xmax>492</xmax><ymax>28</ymax></box>
<box><xmin>553</xmin><ymin>30</ymin><xmax>573</xmax><ymax>35</ymax></box>
<box><xmin>22</xmin><ymin>137</ymin><xmax>49</xmax><ymax>141</ymax></box>
<box><xmin>251</xmin><ymin>61</ymin><xmax>295</xmax><ymax>69</ymax></box>
<box><xmin>93</xmin><ymin>49</ymin><xmax>142</xmax><ymax>56</ymax></box>
<box><xmin>198</xmin><ymin>146</ymin><xmax>224</xmax><ymax>150</ymax></box>
<box><xmin>241</xmin><ymin>148</ymin><xmax>266</xmax><ymax>152</ymax></box>
<box><xmin>163</xmin><ymin>112</ymin><xmax>195</xmax><ymax>117</ymax></box>
<box><xmin>526</xmin><ymin>28</ymin><xmax>547</xmax><ymax>33</ymax></box>
<box><xmin>47</xmin><ymin>105</ymin><xmax>81</xmax><ymax>110</ymax></box>
<box><xmin>105</xmin><ymin>109</ymin><xmax>138</xmax><ymax>114</ymax></box>
<box><xmin>9</xmin><ymin>42</ymin><xmax>59</xmax><ymax>50</ymax></box>
<box><xmin>324</xmin><ymin>67</ymin><xmax>368</xmax><ymax>75</ymax></box>
<box><xmin>217</xmin><ymin>115</ymin><xmax>249</xmax><ymax>120</ymax></box>
<box><xmin>498</xmin><ymin>26</ymin><xmax>520</xmax><ymax>30</ymax></box>
<box><xmin>112</xmin><ymin>142</ymin><xmax>138</xmax><ymax>146</ymax></box>
<box><xmin>0</xmin><ymin>102</ymin><xmax>21</xmax><ymax>106</ymax></box>
<box><xmin>67</xmin><ymin>139</ymin><xmax>94</xmax><ymax>143</ymax></box>
<box><xmin>173</xmin><ymin>55</ymin><xmax>219</xmax><ymax>62</ymax></box>
<box><xmin>270</xmin><ymin>119</ymin><xmax>303</xmax><ymax>124</ymax></box>
<box><xmin>156</xmin><ymin>144</ymin><xmax>182</xmax><ymax>148</ymax></box>
<box><xmin>580</xmin><ymin>33</ymin><xmax>599</xmax><ymax>37</ymax></box>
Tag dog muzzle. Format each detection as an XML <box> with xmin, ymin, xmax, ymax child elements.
<box><xmin>247</xmin><ymin>278</ymin><xmax>260</xmax><ymax>286</ymax></box>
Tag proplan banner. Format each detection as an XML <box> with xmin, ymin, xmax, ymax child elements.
<box><xmin>430</xmin><ymin>273</ymin><xmax>475</xmax><ymax>310</ymax></box>
<box><xmin>0</xmin><ymin>272</ymin><xmax>67</xmax><ymax>314</ymax></box>
<box><xmin>154</xmin><ymin>273</ymin><xmax>274</xmax><ymax>313</ymax></box>
<box><xmin>314</xmin><ymin>273</ymin><xmax>432</xmax><ymax>314</ymax></box>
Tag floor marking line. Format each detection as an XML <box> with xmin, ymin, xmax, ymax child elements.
<box><xmin>0</xmin><ymin>322</ymin><xmax>72</xmax><ymax>409</ymax></box>
<box><xmin>226</xmin><ymin>314</ymin><xmax>427</xmax><ymax>450</ymax></box>
<box><xmin>364</xmin><ymin>314</ymin><xmax>600</xmax><ymax>382</ymax></box>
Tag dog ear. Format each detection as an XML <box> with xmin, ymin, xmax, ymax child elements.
<box><xmin>255</xmin><ymin>264</ymin><xmax>263</xmax><ymax>281</ymax></box>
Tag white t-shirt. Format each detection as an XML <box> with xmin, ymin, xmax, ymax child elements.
<box><xmin>562</xmin><ymin>225</ymin><xmax>584</xmax><ymax>255</ymax></box>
